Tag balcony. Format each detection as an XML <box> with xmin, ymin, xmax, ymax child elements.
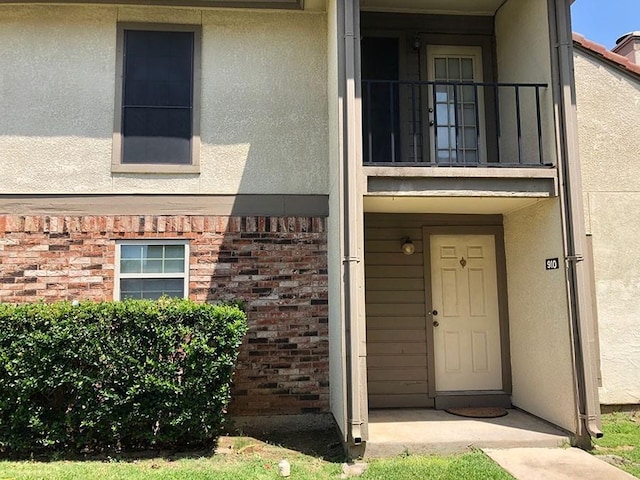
<box><xmin>357</xmin><ymin>4</ymin><xmax>559</xmax><ymax>210</ymax></box>
<box><xmin>362</xmin><ymin>79</ymin><xmax>551</xmax><ymax>168</ymax></box>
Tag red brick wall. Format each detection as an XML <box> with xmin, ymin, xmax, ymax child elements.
<box><xmin>0</xmin><ymin>214</ymin><xmax>329</xmax><ymax>415</ymax></box>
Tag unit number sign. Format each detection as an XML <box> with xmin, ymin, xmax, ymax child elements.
<box><xmin>546</xmin><ymin>258</ymin><xmax>560</xmax><ymax>270</ymax></box>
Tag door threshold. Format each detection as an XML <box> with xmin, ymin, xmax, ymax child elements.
<box><xmin>436</xmin><ymin>390</ymin><xmax>508</xmax><ymax>396</ymax></box>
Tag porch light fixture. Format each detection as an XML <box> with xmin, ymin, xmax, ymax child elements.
<box><xmin>401</xmin><ymin>238</ymin><xmax>415</xmax><ymax>256</ymax></box>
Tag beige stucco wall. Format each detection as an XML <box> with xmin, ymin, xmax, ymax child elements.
<box><xmin>575</xmin><ymin>49</ymin><xmax>640</xmax><ymax>405</ymax></box>
<box><xmin>495</xmin><ymin>0</ymin><xmax>557</xmax><ymax>167</ymax></box>
<box><xmin>326</xmin><ymin>0</ymin><xmax>347</xmax><ymax>439</ymax></box>
<box><xmin>504</xmin><ymin>199</ymin><xmax>578</xmax><ymax>432</ymax></box>
<box><xmin>0</xmin><ymin>5</ymin><xmax>328</xmax><ymax>195</ymax></box>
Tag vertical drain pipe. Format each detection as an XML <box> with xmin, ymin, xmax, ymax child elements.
<box><xmin>341</xmin><ymin>0</ymin><xmax>367</xmax><ymax>453</ymax></box>
<box><xmin>548</xmin><ymin>0</ymin><xmax>602</xmax><ymax>445</ymax></box>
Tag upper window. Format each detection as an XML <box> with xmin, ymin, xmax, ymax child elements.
<box><xmin>112</xmin><ymin>24</ymin><xmax>201</xmax><ymax>173</ymax></box>
<box><xmin>115</xmin><ymin>240</ymin><xmax>189</xmax><ymax>300</ymax></box>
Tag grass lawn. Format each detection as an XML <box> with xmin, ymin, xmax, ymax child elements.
<box><xmin>3</xmin><ymin>412</ymin><xmax>640</xmax><ymax>479</ymax></box>
<box><xmin>592</xmin><ymin>411</ymin><xmax>640</xmax><ymax>478</ymax></box>
<box><xmin>0</xmin><ymin>434</ymin><xmax>513</xmax><ymax>480</ymax></box>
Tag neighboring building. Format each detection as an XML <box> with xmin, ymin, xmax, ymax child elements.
<box><xmin>612</xmin><ymin>31</ymin><xmax>640</xmax><ymax>65</ymax></box>
<box><xmin>0</xmin><ymin>0</ymin><xmax>601</xmax><ymax>455</ymax></box>
<box><xmin>573</xmin><ymin>32</ymin><xmax>640</xmax><ymax>407</ymax></box>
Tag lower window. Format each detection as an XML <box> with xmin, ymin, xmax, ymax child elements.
<box><xmin>115</xmin><ymin>240</ymin><xmax>189</xmax><ymax>300</ymax></box>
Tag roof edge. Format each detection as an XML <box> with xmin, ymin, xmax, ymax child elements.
<box><xmin>573</xmin><ymin>32</ymin><xmax>640</xmax><ymax>78</ymax></box>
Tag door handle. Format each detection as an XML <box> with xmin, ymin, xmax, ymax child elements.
<box><xmin>429</xmin><ymin>309</ymin><xmax>438</xmax><ymax>316</ymax></box>
<box><xmin>433</xmin><ymin>320</ymin><xmax>439</xmax><ymax>327</ymax></box>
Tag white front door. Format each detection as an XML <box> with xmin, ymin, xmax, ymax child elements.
<box><xmin>430</xmin><ymin>234</ymin><xmax>502</xmax><ymax>391</ymax></box>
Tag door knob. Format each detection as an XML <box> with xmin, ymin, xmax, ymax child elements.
<box><xmin>433</xmin><ymin>320</ymin><xmax>440</xmax><ymax>327</ymax></box>
<box><xmin>431</xmin><ymin>310</ymin><xmax>438</xmax><ymax>316</ymax></box>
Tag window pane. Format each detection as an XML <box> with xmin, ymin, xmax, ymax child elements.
<box><xmin>435</xmin><ymin>85</ymin><xmax>448</xmax><ymax>102</ymax></box>
<box><xmin>464</xmin><ymin>126</ymin><xmax>478</xmax><ymax>149</ymax></box>
<box><xmin>165</xmin><ymin>245</ymin><xmax>185</xmax><ymax>259</ymax></box>
<box><xmin>462</xmin><ymin>58</ymin><xmax>474</xmax><ymax>80</ymax></box>
<box><xmin>448</xmin><ymin>105</ymin><xmax>456</xmax><ymax>124</ymax></box>
<box><xmin>464</xmin><ymin>150</ymin><xmax>478</xmax><ymax>163</ymax></box>
<box><xmin>121</xmin><ymin>259</ymin><xmax>142</xmax><ymax>274</ymax></box>
<box><xmin>120</xmin><ymin>245</ymin><xmax>142</xmax><ymax>273</ymax></box>
<box><xmin>164</xmin><ymin>259</ymin><xmax>185</xmax><ymax>273</ymax></box>
<box><xmin>434</xmin><ymin>58</ymin><xmax>447</xmax><ymax>80</ymax></box>
<box><xmin>146</xmin><ymin>245</ymin><xmax>164</xmax><ymax>259</ymax></box>
<box><xmin>463</xmin><ymin>105</ymin><xmax>477</xmax><ymax>127</ymax></box>
<box><xmin>120</xmin><ymin>278</ymin><xmax>184</xmax><ymax>300</ymax></box>
<box><xmin>142</xmin><ymin>259</ymin><xmax>163</xmax><ymax>274</ymax></box>
<box><xmin>437</xmin><ymin>150</ymin><xmax>451</xmax><ymax>163</ymax></box>
<box><xmin>447</xmin><ymin>58</ymin><xmax>460</xmax><ymax>79</ymax></box>
<box><xmin>436</xmin><ymin>127</ymin><xmax>450</xmax><ymax>149</ymax></box>
<box><xmin>447</xmin><ymin>85</ymin><xmax>455</xmax><ymax>100</ymax></box>
<box><xmin>462</xmin><ymin>85</ymin><xmax>475</xmax><ymax>103</ymax></box>
<box><xmin>436</xmin><ymin>104</ymin><xmax>449</xmax><ymax>125</ymax></box>
<box><xmin>120</xmin><ymin>279</ymin><xmax>144</xmax><ymax>299</ymax></box>
<box><xmin>121</xmin><ymin>245</ymin><xmax>143</xmax><ymax>259</ymax></box>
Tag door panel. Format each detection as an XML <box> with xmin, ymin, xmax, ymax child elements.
<box><xmin>431</xmin><ymin>234</ymin><xmax>502</xmax><ymax>391</ymax></box>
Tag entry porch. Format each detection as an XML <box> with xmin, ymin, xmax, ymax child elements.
<box><xmin>365</xmin><ymin>408</ymin><xmax>570</xmax><ymax>457</ymax></box>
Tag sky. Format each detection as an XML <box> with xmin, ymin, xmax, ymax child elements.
<box><xmin>571</xmin><ymin>0</ymin><xmax>640</xmax><ymax>49</ymax></box>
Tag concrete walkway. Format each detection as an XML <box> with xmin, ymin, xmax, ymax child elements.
<box><xmin>484</xmin><ymin>447</ymin><xmax>636</xmax><ymax>480</ymax></box>
<box><xmin>366</xmin><ymin>409</ymin><xmax>569</xmax><ymax>457</ymax></box>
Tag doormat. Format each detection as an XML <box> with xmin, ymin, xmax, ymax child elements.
<box><xmin>445</xmin><ymin>407</ymin><xmax>508</xmax><ymax>418</ymax></box>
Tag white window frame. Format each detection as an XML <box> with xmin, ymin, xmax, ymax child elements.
<box><xmin>426</xmin><ymin>45</ymin><xmax>487</xmax><ymax>165</ymax></box>
<box><xmin>114</xmin><ymin>239</ymin><xmax>190</xmax><ymax>301</ymax></box>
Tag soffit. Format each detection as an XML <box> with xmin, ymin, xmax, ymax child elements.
<box><xmin>364</xmin><ymin>196</ymin><xmax>546</xmax><ymax>215</ymax></box>
<box><xmin>360</xmin><ymin>0</ymin><xmax>505</xmax><ymax>16</ymax></box>
<box><xmin>0</xmin><ymin>0</ymin><xmax>305</xmax><ymax>9</ymax></box>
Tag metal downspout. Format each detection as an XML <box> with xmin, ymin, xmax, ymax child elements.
<box><xmin>341</xmin><ymin>0</ymin><xmax>366</xmax><ymax>451</ymax></box>
<box><xmin>549</xmin><ymin>0</ymin><xmax>602</xmax><ymax>444</ymax></box>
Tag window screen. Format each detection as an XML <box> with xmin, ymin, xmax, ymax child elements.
<box><xmin>122</xmin><ymin>30</ymin><xmax>194</xmax><ymax>164</ymax></box>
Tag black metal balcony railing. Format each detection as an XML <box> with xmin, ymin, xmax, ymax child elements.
<box><xmin>362</xmin><ymin>80</ymin><xmax>550</xmax><ymax>167</ymax></box>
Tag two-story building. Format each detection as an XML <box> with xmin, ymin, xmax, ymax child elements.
<box><xmin>0</xmin><ymin>0</ymin><xmax>601</xmax><ymax>456</ymax></box>
<box><xmin>573</xmin><ymin>31</ymin><xmax>640</xmax><ymax>409</ymax></box>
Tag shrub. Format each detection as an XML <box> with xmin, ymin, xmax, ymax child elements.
<box><xmin>0</xmin><ymin>298</ymin><xmax>247</xmax><ymax>455</ymax></box>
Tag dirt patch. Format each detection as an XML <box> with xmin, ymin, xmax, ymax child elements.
<box><xmin>598</xmin><ymin>454</ymin><xmax>639</xmax><ymax>468</ymax></box>
<box><xmin>600</xmin><ymin>405</ymin><xmax>640</xmax><ymax>415</ymax></box>
<box><xmin>215</xmin><ymin>430</ymin><xmax>345</xmax><ymax>463</ymax></box>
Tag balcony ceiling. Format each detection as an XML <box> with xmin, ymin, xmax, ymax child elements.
<box><xmin>363</xmin><ymin>196</ymin><xmax>547</xmax><ymax>215</ymax></box>
<box><xmin>360</xmin><ymin>0</ymin><xmax>505</xmax><ymax>15</ymax></box>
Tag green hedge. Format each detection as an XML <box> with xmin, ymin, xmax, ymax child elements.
<box><xmin>0</xmin><ymin>298</ymin><xmax>247</xmax><ymax>455</ymax></box>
